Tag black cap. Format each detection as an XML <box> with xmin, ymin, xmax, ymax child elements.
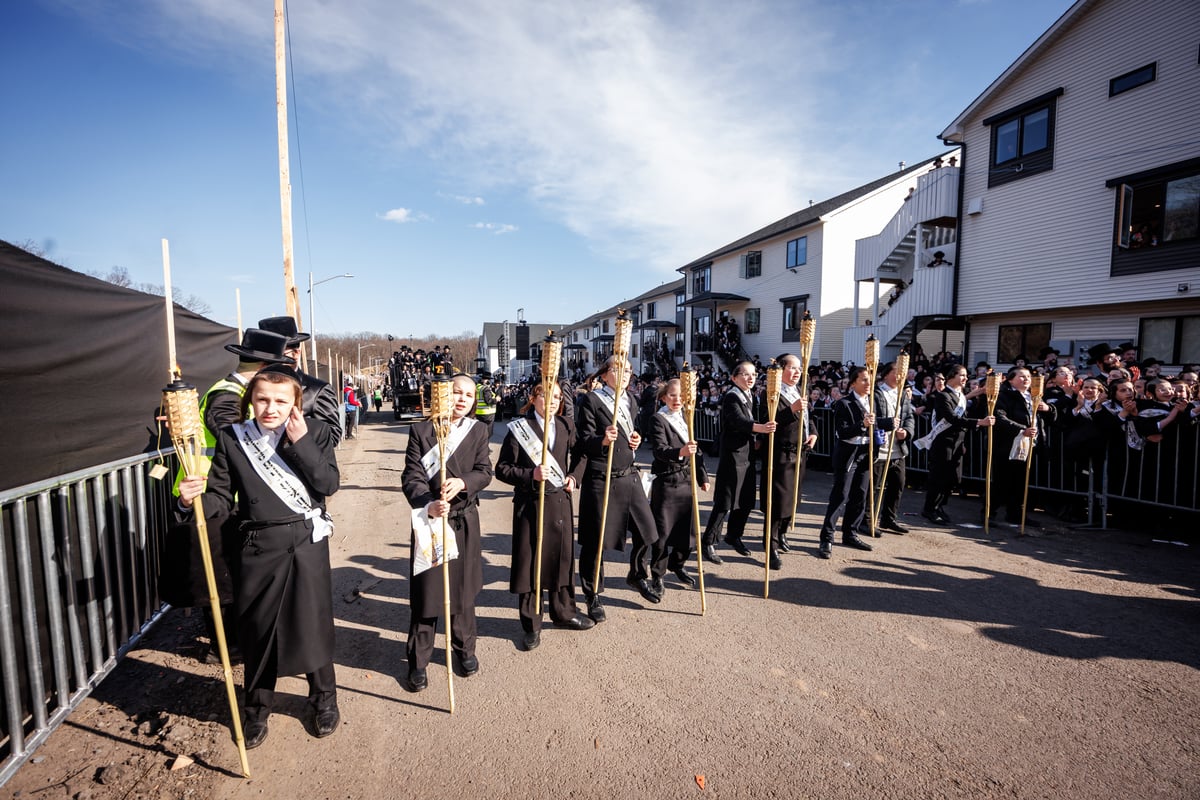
<box><xmin>225</xmin><ymin>329</ymin><xmax>296</xmax><ymax>365</ymax></box>
<box><xmin>258</xmin><ymin>316</ymin><xmax>310</xmax><ymax>348</ymax></box>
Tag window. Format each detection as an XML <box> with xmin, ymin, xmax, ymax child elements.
<box><xmin>1108</xmin><ymin>157</ymin><xmax>1200</xmax><ymax>275</ymax></box>
<box><xmin>584</xmin><ymin>328</ymin><xmax>591</xmax><ymax>341</ymax></box>
<box><xmin>739</xmin><ymin>251</ymin><xmax>762</xmax><ymax>278</ymax></box>
<box><xmin>675</xmin><ymin>292</ymin><xmax>685</xmax><ymax>315</ymax></box>
<box><xmin>984</xmin><ymin>88</ymin><xmax>1062</xmax><ymax>187</ymax></box>
<box><xmin>602</xmin><ymin>319</ymin><xmax>610</xmax><ymax>334</ymax></box>
<box><xmin>631</xmin><ymin>343</ymin><xmax>639</xmax><ymax>359</ymax></box>
<box><xmin>745</xmin><ymin>308</ymin><xmax>761</xmax><ymax>334</ymax></box>
<box><xmin>646</xmin><ymin>301</ymin><xmax>657</xmax><ymax>320</ymax></box>
<box><xmin>780</xmin><ymin>294</ymin><xmax>809</xmax><ymax>343</ymax></box>
<box><xmin>1110</xmin><ymin>63</ymin><xmax>1156</xmax><ymax>97</ymax></box>
<box><xmin>787</xmin><ymin>237</ymin><xmax>807</xmax><ymax>269</ymax></box>
<box><xmin>692</xmin><ymin>265</ymin><xmax>711</xmax><ymax>295</ymax></box>
<box><xmin>998</xmin><ymin>323</ymin><xmax>1051</xmax><ymax>363</ymax></box>
<box><xmin>1140</xmin><ymin>315</ymin><xmax>1200</xmax><ymax>365</ymax></box>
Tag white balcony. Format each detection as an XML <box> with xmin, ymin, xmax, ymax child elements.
<box><xmin>855</xmin><ymin>167</ymin><xmax>960</xmax><ymax>282</ymax></box>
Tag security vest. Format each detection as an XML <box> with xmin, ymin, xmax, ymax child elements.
<box><xmin>475</xmin><ymin>386</ymin><xmax>497</xmax><ymax>418</ymax></box>
<box><xmin>172</xmin><ymin>376</ymin><xmax>247</xmax><ymax>495</ymax></box>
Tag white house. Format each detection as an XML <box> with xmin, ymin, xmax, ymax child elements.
<box><xmin>939</xmin><ymin>0</ymin><xmax>1200</xmax><ymax>369</ymax></box>
<box><xmin>676</xmin><ymin>156</ymin><xmax>955</xmax><ymax>371</ymax></box>
<box><xmin>477</xmin><ymin>320</ymin><xmax>564</xmax><ymax>379</ymax></box>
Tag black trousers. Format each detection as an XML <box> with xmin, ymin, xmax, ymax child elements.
<box><xmin>820</xmin><ymin>443</ymin><xmax>869</xmax><ymax>543</ymax></box>
<box><xmin>407</xmin><ymin>603</ymin><xmax>477</xmax><ymax>670</ymax></box>
<box><xmin>873</xmin><ymin>456</ymin><xmax>906</xmax><ymax>525</ymax></box>
<box><xmin>519</xmin><ymin>587</ymin><xmax>577</xmax><ymax>633</ymax></box>
<box><xmin>245</xmin><ymin>658</ymin><xmax>336</xmax><ymax>719</ymax></box>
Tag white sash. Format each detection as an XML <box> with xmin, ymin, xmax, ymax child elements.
<box><xmin>420</xmin><ymin>417</ymin><xmax>478</xmax><ymax>480</ymax></box>
<box><xmin>914</xmin><ymin>419</ymin><xmax>952</xmax><ymax>451</ymax></box>
<box><xmin>409</xmin><ymin>507</ymin><xmax>460</xmax><ymax>576</ymax></box>
<box><xmin>1102</xmin><ymin>401</ymin><xmax>1145</xmax><ymax>451</ymax></box>
<box><xmin>657</xmin><ymin>406</ymin><xmax>691</xmax><ymax>444</ymax></box>
<box><xmin>780</xmin><ymin>383</ymin><xmax>801</xmax><ymax>407</ymax></box>
<box><xmin>1008</xmin><ymin>434</ymin><xmax>1033</xmax><ymax>462</ymax></box>
<box><xmin>507</xmin><ymin>417</ymin><xmax>566</xmax><ymax>488</ymax></box>
<box><xmin>232</xmin><ymin>421</ymin><xmax>333</xmax><ymax>543</ymax></box>
<box><xmin>594</xmin><ymin>387</ymin><xmax>635</xmax><ymax>439</ymax></box>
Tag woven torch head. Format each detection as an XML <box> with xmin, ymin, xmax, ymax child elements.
<box><xmin>865</xmin><ymin>334</ymin><xmax>879</xmax><ymax>371</ymax></box>
<box><xmin>541</xmin><ymin>334</ymin><xmax>562</xmax><ymax>394</ymax></box>
<box><xmin>430</xmin><ymin>373</ymin><xmax>454</xmax><ymax>422</ymax></box>
<box><xmin>679</xmin><ymin>362</ymin><xmax>696</xmax><ymax>413</ymax></box>
<box><xmin>613</xmin><ymin>309</ymin><xmax>632</xmax><ymax>358</ymax></box>
<box><xmin>1029</xmin><ymin>373</ymin><xmax>1045</xmax><ymax>403</ymax></box>
<box><xmin>162</xmin><ymin>380</ymin><xmax>204</xmax><ymax>474</ymax></box>
<box><xmin>765</xmin><ymin>360</ymin><xmax>782</xmax><ymax>417</ymax></box>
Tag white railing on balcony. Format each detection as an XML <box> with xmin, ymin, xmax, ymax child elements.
<box><xmin>875</xmin><ymin>261</ymin><xmax>956</xmax><ymax>341</ymax></box>
<box><xmin>854</xmin><ymin>167</ymin><xmax>960</xmax><ymax>281</ymax></box>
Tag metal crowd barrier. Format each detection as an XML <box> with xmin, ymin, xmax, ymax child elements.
<box><xmin>690</xmin><ymin>406</ymin><xmax>1199</xmax><ymax>525</ymax></box>
<box><xmin>0</xmin><ymin>450</ymin><xmax>177</xmax><ymax>786</ymax></box>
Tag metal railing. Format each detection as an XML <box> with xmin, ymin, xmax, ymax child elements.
<box><xmin>691</xmin><ymin>406</ymin><xmax>1199</xmax><ymax>523</ymax></box>
<box><xmin>0</xmin><ymin>450</ymin><xmax>177</xmax><ymax>786</ymax></box>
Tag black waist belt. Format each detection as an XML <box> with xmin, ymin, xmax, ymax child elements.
<box><xmin>591</xmin><ymin>465</ymin><xmax>635</xmax><ymax>478</ymax></box>
<box><xmin>655</xmin><ymin>466</ymin><xmax>689</xmax><ymax>480</ymax></box>
<box><xmin>240</xmin><ymin>513</ymin><xmax>307</xmax><ymax>532</ymax></box>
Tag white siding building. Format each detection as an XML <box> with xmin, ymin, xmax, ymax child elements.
<box><xmin>939</xmin><ymin>0</ymin><xmax>1200</xmax><ymax>369</ymax></box>
<box><xmin>676</xmin><ymin>157</ymin><xmax>954</xmax><ymax>370</ymax></box>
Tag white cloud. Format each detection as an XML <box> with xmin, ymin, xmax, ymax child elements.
<box><xmin>453</xmin><ymin>194</ymin><xmax>485</xmax><ymax>206</ymax></box>
<box><xmin>471</xmin><ymin>222</ymin><xmax>517</xmax><ymax>235</ymax></box>
<box><xmin>379</xmin><ymin>208</ymin><xmax>426</xmax><ymax>224</ymax></box>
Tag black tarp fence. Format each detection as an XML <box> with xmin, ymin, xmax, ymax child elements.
<box><xmin>0</xmin><ymin>240</ymin><xmax>237</xmax><ymax>493</ymax></box>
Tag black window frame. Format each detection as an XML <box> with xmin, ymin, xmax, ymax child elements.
<box><xmin>984</xmin><ymin>88</ymin><xmax>1063</xmax><ymax>188</ymax></box>
<box><xmin>1109</xmin><ymin>62</ymin><xmax>1156</xmax><ymax>97</ymax></box>
<box><xmin>745</xmin><ymin>308</ymin><xmax>761</xmax><ymax>334</ymax></box>
<box><xmin>740</xmin><ymin>251</ymin><xmax>762</xmax><ymax>278</ymax></box>
<box><xmin>786</xmin><ymin>237</ymin><xmax>807</xmax><ymax>269</ymax></box>
<box><xmin>1106</xmin><ymin>157</ymin><xmax>1200</xmax><ymax>276</ymax></box>
<box><xmin>691</xmin><ymin>265</ymin><xmax>711</xmax><ymax>295</ymax></box>
<box><xmin>1139</xmin><ymin>314</ymin><xmax>1200</xmax><ymax>365</ymax></box>
<box><xmin>997</xmin><ymin>323</ymin><xmax>1051</xmax><ymax>363</ymax></box>
<box><xmin>780</xmin><ymin>294</ymin><xmax>809</xmax><ymax>343</ymax></box>
<box><xmin>646</xmin><ymin>301</ymin><xmax>657</xmax><ymax>320</ymax></box>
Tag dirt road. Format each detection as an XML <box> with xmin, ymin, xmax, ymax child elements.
<box><xmin>9</xmin><ymin>415</ymin><xmax>1199</xmax><ymax>799</ymax></box>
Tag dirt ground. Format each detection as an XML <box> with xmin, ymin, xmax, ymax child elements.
<box><xmin>7</xmin><ymin>413</ymin><xmax>1199</xmax><ymax>800</ymax></box>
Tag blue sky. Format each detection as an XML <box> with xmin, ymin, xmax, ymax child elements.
<box><xmin>1</xmin><ymin>0</ymin><xmax>1074</xmax><ymax>338</ymax></box>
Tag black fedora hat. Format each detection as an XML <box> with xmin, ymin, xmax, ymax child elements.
<box><xmin>1038</xmin><ymin>346</ymin><xmax>1060</xmax><ymax>360</ymax></box>
<box><xmin>1086</xmin><ymin>342</ymin><xmax>1116</xmax><ymax>364</ymax></box>
<box><xmin>258</xmin><ymin>316</ymin><xmax>310</xmax><ymax>347</ymax></box>
<box><xmin>225</xmin><ymin>329</ymin><xmax>296</xmax><ymax>364</ymax></box>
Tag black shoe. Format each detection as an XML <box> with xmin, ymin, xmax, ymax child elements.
<box><xmin>459</xmin><ymin>655</ymin><xmax>479</xmax><ymax>677</ymax></box>
<box><xmin>842</xmin><ymin>535</ymin><xmax>874</xmax><ymax>552</ymax></box>
<box><xmin>778</xmin><ymin>537</ymin><xmax>791</xmax><ymax>553</ymax></box>
<box><xmin>818</xmin><ymin>543</ymin><xmax>832</xmax><ymax>559</ymax></box>
<box><xmin>407</xmin><ymin>667</ymin><xmax>428</xmax><ymax>692</ymax></box>
<box><xmin>313</xmin><ymin>703</ymin><xmax>340</xmax><ymax>738</ymax></box>
<box><xmin>769</xmin><ymin>550</ymin><xmax>783</xmax><ymax>570</ymax></box>
<box><xmin>672</xmin><ymin>568</ymin><xmax>696</xmax><ymax>587</ymax></box>
<box><xmin>553</xmin><ymin>616</ymin><xmax>595</xmax><ymax>631</ymax></box>
<box><xmin>627</xmin><ymin>576</ymin><xmax>661</xmax><ymax>604</ymax></box>
<box><xmin>921</xmin><ymin>510</ymin><xmax>950</xmax><ymax>526</ymax></box>
<box><xmin>650</xmin><ymin>577</ymin><xmax>665</xmax><ymax>597</ymax></box>
<box><xmin>522</xmin><ymin>630</ymin><xmax>541</xmax><ymax>651</ymax></box>
<box><xmin>586</xmin><ymin>597</ymin><xmax>607</xmax><ymax>624</ymax></box>
<box><xmin>880</xmin><ymin>520</ymin><xmax>909</xmax><ymax>534</ymax></box>
<box><xmin>723</xmin><ymin>535</ymin><xmax>750</xmax><ymax>556</ymax></box>
<box><xmin>702</xmin><ymin>545</ymin><xmax>723</xmax><ymax>565</ymax></box>
<box><xmin>244</xmin><ymin>717</ymin><xmax>269</xmax><ymax>749</ymax></box>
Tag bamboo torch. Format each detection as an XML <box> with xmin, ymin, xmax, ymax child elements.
<box><xmin>872</xmin><ymin>351</ymin><xmax>910</xmax><ymax>528</ymax></box>
<box><xmin>679</xmin><ymin>363</ymin><xmax>706</xmax><ymax>615</ymax></box>
<box><xmin>160</xmin><ymin>238</ymin><xmax>249</xmax><ymax>777</ymax></box>
<box><xmin>1019</xmin><ymin>373</ymin><xmax>1044</xmax><ymax>537</ymax></box>
<box><xmin>983</xmin><ymin>371</ymin><xmax>1002</xmax><ymax>534</ymax></box>
<box><xmin>593</xmin><ymin>311</ymin><xmax>633</xmax><ymax>593</ymax></box>
<box><xmin>789</xmin><ymin>311</ymin><xmax>816</xmax><ymax>535</ymax></box>
<box><xmin>864</xmin><ymin>335</ymin><xmax>881</xmax><ymax>538</ymax></box>
<box><xmin>763</xmin><ymin>361</ymin><xmax>781</xmax><ymax>599</ymax></box>
<box><xmin>428</xmin><ymin>373</ymin><xmax>456</xmax><ymax>713</ymax></box>
<box><xmin>534</xmin><ymin>333</ymin><xmax>562</xmax><ymax>616</ymax></box>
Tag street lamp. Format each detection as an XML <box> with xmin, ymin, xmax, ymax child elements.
<box><xmin>308</xmin><ymin>271</ymin><xmax>354</xmax><ymax>378</ymax></box>
<box><xmin>357</xmin><ymin>343</ymin><xmax>377</xmax><ymax>377</ymax></box>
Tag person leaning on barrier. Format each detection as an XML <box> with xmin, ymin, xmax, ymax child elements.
<box><xmin>257</xmin><ymin>316</ymin><xmax>342</xmax><ymax>445</ymax></box>
<box><xmin>919</xmin><ymin>363</ymin><xmax>995</xmax><ymax>526</ymax></box>
<box><xmin>176</xmin><ymin>363</ymin><xmax>341</xmax><ymax>749</ymax></box>
<box><xmin>161</xmin><ymin>328</ymin><xmax>295</xmax><ymax>665</ymax></box>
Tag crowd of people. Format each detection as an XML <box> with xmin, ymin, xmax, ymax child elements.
<box><xmin>167</xmin><ymin>318</ymin><xmax>1198</xmax><ymax>749</ymax></box>
<box><xmin>387</xmin><ymin>345</ymin><xmax>454</xmax><ymax>391</ymax></box>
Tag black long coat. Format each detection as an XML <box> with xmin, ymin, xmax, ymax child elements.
<box><xmin>199</xmin><ymin>419</ymin><xmax>340</xmax><ymax>685</ymax></box>
<box><xmin>494</xmin><ymin>412</ymin><xmax>584</xmax><ymax>595</ymax></box>
<box><xmin>648</xmin><ymin>411</ymin><xmax>708</xmax><ymax>552</ymax></box>
<box><xmin>711</xmin><ymin>386</ymin><xmax>758</xmax><ymax>514</ymax></box>
<box><xmin>300</xmin><ymin>372</ymin><xmax>343</xmax><ymax>445</ymax></box>
<box><xmin>926</xmin><ymin>388</ymin><xmax>981</xmax><ymax>480</ymax></box>
<box><xmin>573</xmin><ymin>389</ymin><xmax>655</xmax><ymax>551</ymax></box>
<box><xmin>759</xmin><ymin>388</ymin><xmax>813</xmax><ymax>522</ymax></box>
<box><xmin>401</xmin><ymin>419</ymin><xmax>493</xmax><ymax>617</ymax></box>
